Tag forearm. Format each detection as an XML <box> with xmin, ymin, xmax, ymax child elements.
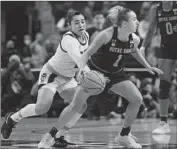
<box><xmin>141</xmin><ymin>5</ymin><xmax>157</xmax><ymax>49</ymax></box>
<box><xmin>82</xmin><ymin>31</ymin><xmax>107</xmax><ymax>67</ymax></box>
<box><xmin>68</xmin><ymin>53</ymin><xmax>86</xmax><ymax>70</ymax></box>
<box><xmin>141</xmin><ymin>29</ymin><xmax>155</xmax><ymax>48</ymax></box>
<box><xmin>131</xmin><ymin>50</ymin><xmax>151</xmax><ymax>69</ymax></box>
<box><xmin>80</xmin><ymin>51</ymin><xmax>90</xmax><ymax>69</ymax></box>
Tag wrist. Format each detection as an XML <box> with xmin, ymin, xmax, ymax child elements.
<box><xmin>147</xmin><ymin>66</ymin><xmax>151</xmax><ymax>69</ymax></box>
<box><xmin>140</xmin><ymin>47</ymin><xmax>145</xmax><ymax>51</ymax></box>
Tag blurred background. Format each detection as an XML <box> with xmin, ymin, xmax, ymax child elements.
<box><xmin>1</xmin><ymin>1</ymin><xmax>177</xmax><ymax>120</ymax></box>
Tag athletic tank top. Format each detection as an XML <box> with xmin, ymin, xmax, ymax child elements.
<box><xmin>157</xmin><ymin>2</ymin><xmax>177</xmax><ymax>45</ymax></box>
<box><xmin>48</xmin><ymin>31</ymin><xmax>89</xmax><ymax>77</ymax></box>
<box><xmin>90</xmin><ymin>27</ymin><xmax>134</xmax><ymax>74</ymax></box>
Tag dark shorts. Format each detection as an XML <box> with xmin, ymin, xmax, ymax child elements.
<box><xmin>158</xmin><ymin>44</ymin><xmax>177</xmax><ymax>60</ymax></box>
<box><xmin>88</xmin><ymin>60</ymin><xmax>128</xmax><ymax>91</ymax></box>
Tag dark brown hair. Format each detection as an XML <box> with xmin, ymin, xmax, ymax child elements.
<box><xmin>67</xmin><ymin>10</ymin><xmax>83</xmax><ymax>24</ymax></box>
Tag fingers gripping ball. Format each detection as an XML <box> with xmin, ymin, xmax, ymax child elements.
<box><xmin>80</xmin><ymin>70</ymin><xmax>106</xmax><ymax>95</ymax></box>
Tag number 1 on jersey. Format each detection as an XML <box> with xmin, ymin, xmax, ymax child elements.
<box><xmin>113</xmin><ymin>55</ymin><xmax>123</xmax><ymax>67</ymax></box>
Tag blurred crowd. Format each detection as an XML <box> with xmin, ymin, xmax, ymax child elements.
<box><xmin>1</xmin><ymin>1</ymin><xmax>177</xmax><ymax>119</ymax></box>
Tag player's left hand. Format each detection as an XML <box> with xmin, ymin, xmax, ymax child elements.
<box><xmin>76</xmin><ymin>65</ymin><xmax>90</xmax><ymax>82</ymax></box>
<box><xmin>148</xmin><ymin>67</ymin><xmax>163</xmax><ymax>75</ymax></box>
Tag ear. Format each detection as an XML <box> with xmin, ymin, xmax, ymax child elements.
<box><xmin>67</xmin><ymin>22</ymin><xmax>70</xmax><ymax>27</ymax></box>
<box><xmin>122</xmin><ymin>21</ymin><xmax>127</xmax><ymax>26</ymax></box>
<box><xmin>67</xmin><ymin>23</ymin><xmax>71</xmax><ymax>30</ymax></box>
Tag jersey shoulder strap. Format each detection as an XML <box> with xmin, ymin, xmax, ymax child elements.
<box><xmin>129</xmin><ymin>34</ymin><xmax>133</xmax><ymax>41</ymax></box>
<box><xmin>112</xmin><ymin>27</ymin><xmax>118</xmax><ymax>40</ymax></box>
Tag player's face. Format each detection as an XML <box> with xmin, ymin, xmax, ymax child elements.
<box><xmin>126</xmin><ymin>11</ymin><xmax>139</xmax><ymax>33</ymax></box>
<box><xmin>70</xmin><ymin>14</ymin><xmax>86</xmax><ymax>36</ymax></box>
<box><xmin>93</xmin><ymin>14</ymin><xmax>105</xmax><ymax>30</ymax></box>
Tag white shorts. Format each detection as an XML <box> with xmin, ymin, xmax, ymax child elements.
<box><xmin>38</xmin><ymin>64</ymin><xmax>78</xmax><ymax>94</ymax></box>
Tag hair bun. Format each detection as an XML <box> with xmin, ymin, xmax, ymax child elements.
<box><xmin>107</xmin><ymin>5</ymin><xmax>124</xmax><ymax>25</ymax></box>
<box><xmin>107</xmin><ymin>5</ymin><xmax>123</xmax><ymax>19</ymax></box>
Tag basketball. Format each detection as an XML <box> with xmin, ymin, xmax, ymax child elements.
<box><xmin>79</xmin><ymin>70</ymin><xmax>106</xmax><ymax>95</ymax></box>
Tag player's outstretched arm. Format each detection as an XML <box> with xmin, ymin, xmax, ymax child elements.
<box><xmin>140</xmin><ymin>4</ymin><xmax>158</xmax><ymax>52</ymax></box>
<box><xmin>131</xmin><ymin>33</ymin><xmax>163</xmax><ymax>75</ymax></box>
<box><xmin>82</xmin><ymin>30</ymin><xmax>109</xmax><ymax>69</ymax></box>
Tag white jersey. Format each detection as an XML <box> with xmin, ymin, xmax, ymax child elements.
<box><xmin>48</xmin><ymin>31</ymin><xmax>89</xmax><ymax>77</ymax></box>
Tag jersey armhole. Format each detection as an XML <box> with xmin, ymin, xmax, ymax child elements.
<box><xmin>102</xmin><ymin>27</ymin><xmax>115</xmax><ymax>45</ymax></box>
<box><xmin>60</xmin><ymin>41</ymin><xmax>67</xmax><ymax>53</ymax></box>
<box><xmin>131</xmin><ymin>33</ymin><xmax>140</xmax><ymax>51</ymax></box>
<box><xmin>113</xmin><ymin>26</ymin><xmax>118</xmax><ymax>39</ymax></box>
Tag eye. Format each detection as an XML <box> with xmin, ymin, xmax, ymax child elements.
<box><xmin>81</xmin><ymin>20</ymin><xmax>85</xmax><ymax>24</ymax></box>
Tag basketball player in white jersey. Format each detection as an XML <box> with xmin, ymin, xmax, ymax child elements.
<box><xmin>1</xmin><ymin>10</ymin><xmax>92</xmax><ymax>148</ymax></box>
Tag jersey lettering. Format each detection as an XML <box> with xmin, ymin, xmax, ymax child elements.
<box><xmin>90</xmin><ymin>27</ymin><xmax>134</xmax><ymax>74</ymax></box>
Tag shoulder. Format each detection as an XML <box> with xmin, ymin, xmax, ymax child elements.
<box><xmin>132</xmin><ymin>33</ymin><xmax>140</xmax><ymax>46</ymax></box>
<box><xmin>96</xmin><ymin>27</ymin><xmax>114</xmax><ymax>42</ymax></box>
<box><xmin>103</xmin><ymin>26</ymin><xmax>114</xmax><ymax>35</ymax></box>
<box><xmin>62</xmin><ymin>32</ymin><xmax>78</xmax><ymax>44</ymax></box>
<box><xmin>61</xmin><ymin>33</ymin><xmax>79</xmax><ymax>52</ymax></box>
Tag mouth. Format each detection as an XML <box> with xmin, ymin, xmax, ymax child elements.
<box><xmin>79</xmin><ymin>29</ymin><xmax>84</xmax><ymax>32</ymax></box>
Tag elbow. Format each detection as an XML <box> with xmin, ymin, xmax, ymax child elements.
<box><xmin>131</xmin><ymin>52</ymin><xmax>137</xmax><ymax>57</ymax></box>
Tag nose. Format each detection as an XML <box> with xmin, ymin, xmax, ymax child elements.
<box><xmin>136</xmin><ymin>20</ymin><xmax>139</xmax><ymax>25</ymax></box>
<box><xmin>79</xmin><ymin>22</ymin><xmax>83</xmax><ymax>28</ymax></box>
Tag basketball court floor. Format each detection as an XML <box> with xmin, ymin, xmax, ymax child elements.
<box><xmin>1</xmin><ymin>117</ymin><xmax>177</xmax><ymax>149</ymax></box>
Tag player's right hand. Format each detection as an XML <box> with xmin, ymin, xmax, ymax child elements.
<box><xmin>148</xmin><ymin>67</ymin><xmax>163</xmax><ymax>75</ymax></box>
<box><xmin>75</xmin><ymin>70</ymin><xmax>84</xmax><ymax>83</ymax></box>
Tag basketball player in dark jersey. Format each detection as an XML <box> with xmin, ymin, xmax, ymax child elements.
<box><xmin>140</xmin><ymin>1</ymin><xmax>177</xmax><ymax>134</ymax></box>
<box><xmin>54</xmin><ymin>7</ymin><xmax>163</xmax><ymax>148</ymax></box>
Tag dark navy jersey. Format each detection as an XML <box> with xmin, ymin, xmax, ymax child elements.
<box><xmin>157</xmin><ymin>2</ymin><xmax>177</xmax><ymax>45</ymax></box>
<box><xmin>90</xmin><ymin>27</ymin><xmax>134</xmax><ymax>74</ymax></box>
